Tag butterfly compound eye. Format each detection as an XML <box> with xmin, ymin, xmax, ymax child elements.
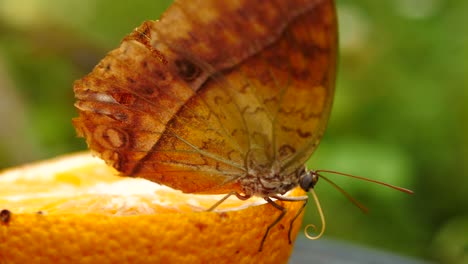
<box><xmin>299</xmin><ymin>170</ymin><xmax>319</xmax><ymax>191</ymax></box>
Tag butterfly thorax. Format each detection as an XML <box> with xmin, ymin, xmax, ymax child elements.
<box><xmin>238</xmin><ymin>166</ymin><xmax>303</xmax><ymax>197</ymax></box>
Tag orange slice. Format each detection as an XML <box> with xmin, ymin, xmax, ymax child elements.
<box><xmin>0</xmin><ymin>152</ymin><xmax>306</xmax><ymax>263</ymax></box>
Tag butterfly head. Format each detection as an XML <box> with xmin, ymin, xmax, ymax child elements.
<box><xmin>298</xmin><ymin>169</ymin><xmax>319</xmax><ymax>192</ymax></box>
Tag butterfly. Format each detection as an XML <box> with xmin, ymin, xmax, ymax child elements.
<box><xmin>73</xmin><ymin>0</ymin><xmax>411</xmax><ymax>251</ymax></box>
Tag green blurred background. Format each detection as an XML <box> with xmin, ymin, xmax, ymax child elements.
<box><xmin>0</xmin><ymin>0</ymin><xmax>466</xmax><ymax>263</ymax></box>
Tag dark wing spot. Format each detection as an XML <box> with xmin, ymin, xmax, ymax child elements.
<box><xmin>296</xmin><ymin>129</ymin><xmax>311</xmax><ymax>138</ymax></box>
<box><xmin>175</xmin><ymin>59</ymin><xmax>201</xmax><ymax>81</ymax></box>
<box><xmin>111</xmin><ymin>92</ymin><xmax>136</xmax><ymax>106</ymax></box>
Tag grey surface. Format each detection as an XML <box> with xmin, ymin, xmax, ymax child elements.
<box><xmin>289</xmin><ymin>237</ymin><xmax>432</xmax><ymax>264</ymax></box>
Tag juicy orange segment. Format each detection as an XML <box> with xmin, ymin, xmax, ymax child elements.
<box><xmin>0</xmin><ymin>152</ymin><xmax>306</xmax><ymax>263</ymax></box>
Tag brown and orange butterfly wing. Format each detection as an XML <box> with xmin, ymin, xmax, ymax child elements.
<box><xmin>73</xmin><ymin>0</ymin><xmax>337</xmax><ymax>194</ymax></box>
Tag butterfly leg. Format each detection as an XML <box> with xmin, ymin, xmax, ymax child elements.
<box><xmin>207</xmin><ymin>192</ymin><xmax>251</xmax><ymax>211</ymax></box>
<box><xmin>260</xmin><ymin>197</ymin><xmax>288</xmax><ymax>252</ymax></box>
<box><xmin>271</xmin><ymin>194</ymin><xmax>308</xmax><ymax>244</ymax></box>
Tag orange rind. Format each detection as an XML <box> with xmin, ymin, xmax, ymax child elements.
<box><xmin>0</xmin><ymin>152</ymin><xmax>306</xmax><ymax>263</ymax></box>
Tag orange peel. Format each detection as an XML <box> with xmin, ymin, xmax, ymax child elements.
<box><xmin>0</xmin><ymin>152</ymin><xmax>306</xmax><ymax>263</ymax></box>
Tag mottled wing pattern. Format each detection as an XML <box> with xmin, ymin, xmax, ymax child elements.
<box><xmin>271</xmin><ymin>2</ymin><xmax>337</xmax><ymax>177</ymax></box>
<box><xmin>73</xmin><ymin>0</ymin><xmax>337</xmax><ymax>194</ymax></box>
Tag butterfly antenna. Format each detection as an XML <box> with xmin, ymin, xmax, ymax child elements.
<box><xmin>316</xmin><ymin>170</ymin><xmax>414</xmax><ymax>194</ymax></box>
<box><xmin>304</xmin><ymin>189</ymin><xmax>326</xmax><ymax>240</ymax></box>
<box><xmin>318</xmin><ymin>174</ymin><xmax>369</xmax><ymax>213</ymax></box>
<box><xmin>315</xmin><ymin>170</ymin><xmax>413</xmax><ymax>213</ymax></box>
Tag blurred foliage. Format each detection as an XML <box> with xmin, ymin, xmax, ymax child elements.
<box><xmin>0</xmin><ymin>0</ymin><xmax>466</xmax><ymax>263</ymax></box>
